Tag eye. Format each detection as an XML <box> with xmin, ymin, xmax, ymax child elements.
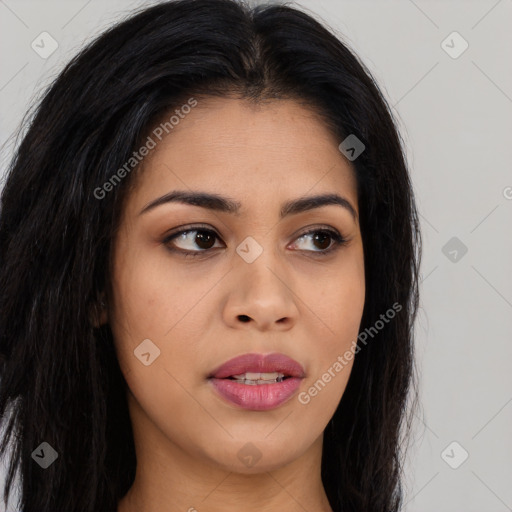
<box><xmin>163</xmin><ymin>224</ymin><xmax>223</xmax><ymax>257</ymax></box>
<box><xmin>289</xmin><ymin>228</ymin><xmax>348</xmax><ymax>255</ymax></box>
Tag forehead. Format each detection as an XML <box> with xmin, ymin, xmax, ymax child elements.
<box><xmin>128</xmin><ymin>96</ymin><xmax>358</xmax><ymax>214</ymax></box>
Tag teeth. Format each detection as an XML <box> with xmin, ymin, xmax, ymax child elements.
<box><xmin>231</xmin><ymin>372</ymin><xmax>286</xmax><ymax>384</ymax></box>
<box><xmin>232</xmin><ymin>372</ymin><xmax>284</xmax><ymax>380</ymax></box>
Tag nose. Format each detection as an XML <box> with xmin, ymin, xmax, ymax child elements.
<box><xmin>222</xmin><ymin>245</ymin><xmax>299</xmax><ymax>332</ymax></box>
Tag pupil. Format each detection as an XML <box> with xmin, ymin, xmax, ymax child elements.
<box><xmin>314</xmin><ymin>232</ymin><xmax>331</xmax><ymax>250</ymax></box>
<box><xmin>196</xmin><ymin>231</ymin><xmax>214</xmax><ymax>249</ymax></box>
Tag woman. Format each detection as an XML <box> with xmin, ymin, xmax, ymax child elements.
<box><xmin>0</xmin><ymin>0</ymin><xmax>421</xmax><ymax>510</ymax></box>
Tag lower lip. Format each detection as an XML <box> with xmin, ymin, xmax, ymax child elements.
<box><xmin>209</xmin><ymin>377</ymin><xmax>303</xmax><ymax>411</ymax></box>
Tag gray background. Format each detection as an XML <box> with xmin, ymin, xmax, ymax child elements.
<box><xmin>1</xmin><ymin>0</ymin><xmax>511</xmax><ymax>510</ymax></box>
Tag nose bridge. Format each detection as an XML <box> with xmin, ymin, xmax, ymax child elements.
<box><xmin>236</xmin><ymin>234</ymin><xmax>285</xmax><ymax>297</ymax></box>
<box><xmin>224</xmin><ymin>233</ymin><xmax>298</xmax><ymax>329</ymax></box>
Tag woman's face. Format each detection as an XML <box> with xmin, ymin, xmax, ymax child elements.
<box><xmin>108</xmin><ymin>97</ymin><xmax>365</xmax><ymax>473</ymax></box>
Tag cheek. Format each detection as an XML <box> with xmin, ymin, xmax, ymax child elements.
<box><xmin>295</xmin><ymin>253</ymin><xmax>364</xmax><ymax>412</ymax></box>
<box><xmin>110</xmin><ymin>246</ymin><xmax>206</xmax><ymax>341</ymax></box>
<box><xmin>300</xmin><ymin>251</ymin><xmax>365</xmax><ymax>345</ymax></box>
<box><xmin>109</xmin><ymin>246</ymin><xmax>223</xmax><ymax>379</ymax></box>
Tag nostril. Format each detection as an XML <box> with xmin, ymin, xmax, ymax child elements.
<box><xmin>238</xmin><ymin>315</ymin><xmax>250</xmax><ymax>323</ymax></box>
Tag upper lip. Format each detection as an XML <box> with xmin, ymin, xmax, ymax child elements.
<box><xmin>208</xmin><ymin>352</ymin><xmax>306</xmax><ymax>379</ymax></box>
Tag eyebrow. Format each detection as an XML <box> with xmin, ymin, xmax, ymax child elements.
<box><xmin>139</xmin><ymin>190</ymin><xmax>358</xmax><ymax>222</ymax></box>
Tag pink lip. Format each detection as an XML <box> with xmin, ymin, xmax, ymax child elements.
<box><xmin>208</xmin><ymin>352</ymin><xmax>305</xmax><ymax>411</ymax></box>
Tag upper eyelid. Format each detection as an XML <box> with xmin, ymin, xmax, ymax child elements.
<box><xmin>163</xmin><ymin>224</ymin><xmax>222</xmax><ymax>241</ymax></box>
<box><xmin>164</xmin><ymin>223</ymin><xmax>342</xmax><ymax>237</ymax></box>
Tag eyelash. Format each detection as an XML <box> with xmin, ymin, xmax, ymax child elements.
<box><xmin>162</xmin><ymin>224</ymin><xmax>348</xmax><ymax>258</ymax></box>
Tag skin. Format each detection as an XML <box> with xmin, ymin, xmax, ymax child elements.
<box><xmin>108</xmin><ymin>96</ymin><xmax>366</xmax><ymax>512</ymax></box>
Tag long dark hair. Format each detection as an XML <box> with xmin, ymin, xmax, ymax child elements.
<box><xmin>0</xmin><ymin>1</ymin><xmax>421</xmax><ymax>510</ymax></box>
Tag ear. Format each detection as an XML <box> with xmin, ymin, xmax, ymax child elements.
<box><xmin>89</xmin><ymin>293</ymin><xmax>109</xmax><ymax>328</ymax></box>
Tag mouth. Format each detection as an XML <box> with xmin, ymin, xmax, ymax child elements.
<box><xmin>207</xmin><ymin>352</ymin><xmax>305</xmax><ymax>411</ymax></box>
<box><xmin>224</xmin><ymin>371</ymin><xmax>289</xmax><ymax>385</ymax></box>
<box><xmin>208</xmin><ymin>352</ymin><xmax>305</xmax><ymax>380</ymax></box>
